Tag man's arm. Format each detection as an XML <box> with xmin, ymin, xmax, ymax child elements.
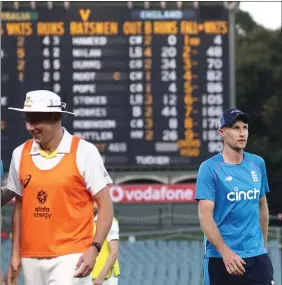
<box><xmin>7</xmin><ymin>195</ymin><xmax>22</xmax><ymax>285</ymax></box>
<box><xmin>74</xmin><ymin>185</ymin><xmax>113</xmax><ymax>278</ymax></box>
<box><xmin>1</xmin><ymin>188</ymin><xmax>16</xmax><ymax>207</ymax></box>
<box><xmin>93</xmin><ymin>186</ymin><xmax>114</xmax><ymax>245</ymax></box>
<box><xmin>11</xmin><ymin>195</ymin><xmax>22</xmax><ymax>258</ymax></box>
<box><xmin>198</xmin><ymin>200</ymin><xmax>230</xmax><ymax>255</ymax></box>
<box><xmin>196</xmin><ymin>163</ymin><xmax>232</xmax><ymax>256</ymax></box>
<box><xmin>198</xmin><ymin>200</ymin><xmax>246</xmax><ymax>275</ymax></box>
<box><xmin>74</xmin><ymin>142</ymin><xmax>114</xmax><ymax>278</ymax></box>
<box><xmin>258</xmin><ymin>157</ymin><xmax>270</xmax><ymax>247</ymax></box>
<box><xmin>96</xmin><ymin>240</ymin><xmax>118</xmax><ymax>280</ymax></box>
<box><xmin>259</xmin><ymin>196</ymin><xmax>269</xmax><ymax>247</ymax></box>
<box><xmin>77</xmin><ymin>141</ymin><xmax>113</xmax><ymax>245</ymax></box>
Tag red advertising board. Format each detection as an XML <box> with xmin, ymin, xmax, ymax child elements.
<box><xmin>109</xmin><ymin>184</ymin><xmax>196</xmax><ymax>203</ymax></box>
<box><xmin>6</xmin><ymin>184</ymin><xmax>196</xmax><ymax>205</ymax></box>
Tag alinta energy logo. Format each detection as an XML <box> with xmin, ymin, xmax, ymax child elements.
<box><xmin>34</xmin><ymin>190</ymin><xmax>51</xmax><ymax>219</ymax></box>
<box><xmin>37</xmin><ymin>190</ymin><xmax>48</xmax><ymax>204</ymax></box>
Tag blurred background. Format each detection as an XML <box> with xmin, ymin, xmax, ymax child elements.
<box><xmin>1</xmin><ymin>1</ymin><xmax>281</xmax><ymax>285</ymax></box>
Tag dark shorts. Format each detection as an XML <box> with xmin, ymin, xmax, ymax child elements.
<box><xmin>204</xmin><ymin>253</ymin><xmax>275</xmax><ymax>285</ymax></box>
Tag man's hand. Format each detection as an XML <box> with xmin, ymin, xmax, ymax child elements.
<box><xmin>7</xmin><ymin>254</ymin><xmax>21</xmax><ymax>285</ymax></box>
<box><xmin>222</xmin><ymin>248</ymin><xmax>246</xmax><ymax>276</ymax></box>
<box><xmin>74</xmin><ymin>247</ymin><xmax>98</xmax><ymax>278</ymax></box>
<box><xmin>93</xmin><ymin>276</ymin><xmax>105</xmax><ymax>285</ymax></box>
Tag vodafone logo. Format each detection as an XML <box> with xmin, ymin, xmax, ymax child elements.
<box><xmin>109</xmin><ymin>184</ymin><xmax>196</xmax><ymax>204</ymax></box>
<box><xmin>110</xmin><ymin>186</ymin><xmax>125</xmax><ymax>203</ymax></box>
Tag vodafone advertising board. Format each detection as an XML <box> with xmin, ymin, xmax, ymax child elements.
<box><xmin>109</xmin><ymin>184</ymin><xmax>196</xmax><ymax>203</ymax></box>
<box><xmin>7</xmin><ymin>184</ymin><xmax>196</xmax><ymax>204</ymax></box>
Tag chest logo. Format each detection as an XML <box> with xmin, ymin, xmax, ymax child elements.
<box><xmin>225</xmin><ymin>176</ymin><xmax>232</xmax><ymax>182</ymax></box>
<box><xmin>251</xmin><ymin>170</ymin><xmax>259</xmax><ymax>182</ymax></box>
<box><xmin>227</xmin><ymin>187</ymin><xmax>260</xmax><ymax>202</ymax></box>
<box><xmin>36</xmin><ymin>190</ymin><xmax>48</xmax><ymax>204</ymax></box>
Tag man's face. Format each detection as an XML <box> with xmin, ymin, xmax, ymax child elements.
<box><xmin>219</xmin><ymin>120</ymin><xmax>249</xmax><ymax>151</ymax></box>
<box><xmin>24</xmin><ymin>112</ymin><xmax>60</xmax><ymax>145</ymax></box>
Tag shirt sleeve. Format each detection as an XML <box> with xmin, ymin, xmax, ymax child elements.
<box><xmin>77</xmin><ymin>140</ymin><xmax>113</xmax><ymax>196</ymax></box>
<box><xmin>6</xmin><ymin>148</ymin><xmax>22</xmax><ymax>196</ymax></box>
<box><xmin>107</xmin><ymin>219</ymin><xmax>119</xmax><ymax>242</ymax></box>
<box><xmin>259</xmin><ymin>158</ymin><xmax>270</xmax><ymax>198</ymax></box>
<box><xmin>195</xmin><ymin>161</ymin><xmax>216</xmax><ymax>202</ymax></box>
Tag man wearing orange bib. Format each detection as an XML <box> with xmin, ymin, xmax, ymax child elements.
<box><xmin>6</xmin><ymin>90</ymin><xmax>114</xmax><ymax>285</ymax></box>
<box><xmin>92</xmin><ymin>203</ymin><xmax>120</xmax><ymax>285</ymax></box>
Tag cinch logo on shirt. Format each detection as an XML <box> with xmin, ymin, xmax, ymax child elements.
<box><xmin>227</xmin><ymin>187</ymin><xmax>260</xmax><ymax>202</ymax></box>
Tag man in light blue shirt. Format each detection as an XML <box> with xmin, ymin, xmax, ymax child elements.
<box><xmin>196</xmin><ymin>109</ymin><xmax>274</xmax><ymax>285</ymax></box>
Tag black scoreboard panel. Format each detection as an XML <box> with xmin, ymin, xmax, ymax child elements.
<box><xmin>1</xmin><ymin>2</ymin><xmax>230</xmax><ymax>169</ymax></box>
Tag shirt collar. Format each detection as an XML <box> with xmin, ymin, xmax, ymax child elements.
<box><xmin>30</xmin><ymin>127</ymin><xmax>73</xmax><ymax>155</ymax></box>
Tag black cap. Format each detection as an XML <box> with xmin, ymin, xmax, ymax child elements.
<box><xmin>218</xmin><ymin>108</ymin><xmax>249</xmax><ymax>129</ymax></box>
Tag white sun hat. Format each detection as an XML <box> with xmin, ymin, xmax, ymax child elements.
<box><xmin>8</xmin><ymin>90</ymin><xmax>74</xmax><ymax>115</ymax></box>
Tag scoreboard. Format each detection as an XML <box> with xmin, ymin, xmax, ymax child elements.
<box><xmin>1</xmin><ymin>2</ymin><xmax>230</xmax><ymax>169</ymax></box>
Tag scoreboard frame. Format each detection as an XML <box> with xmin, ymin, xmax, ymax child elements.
<box><xmin>0</xmin><ymin>1</ymin><xmax>239</xmax><ymax>171</ymax></box>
